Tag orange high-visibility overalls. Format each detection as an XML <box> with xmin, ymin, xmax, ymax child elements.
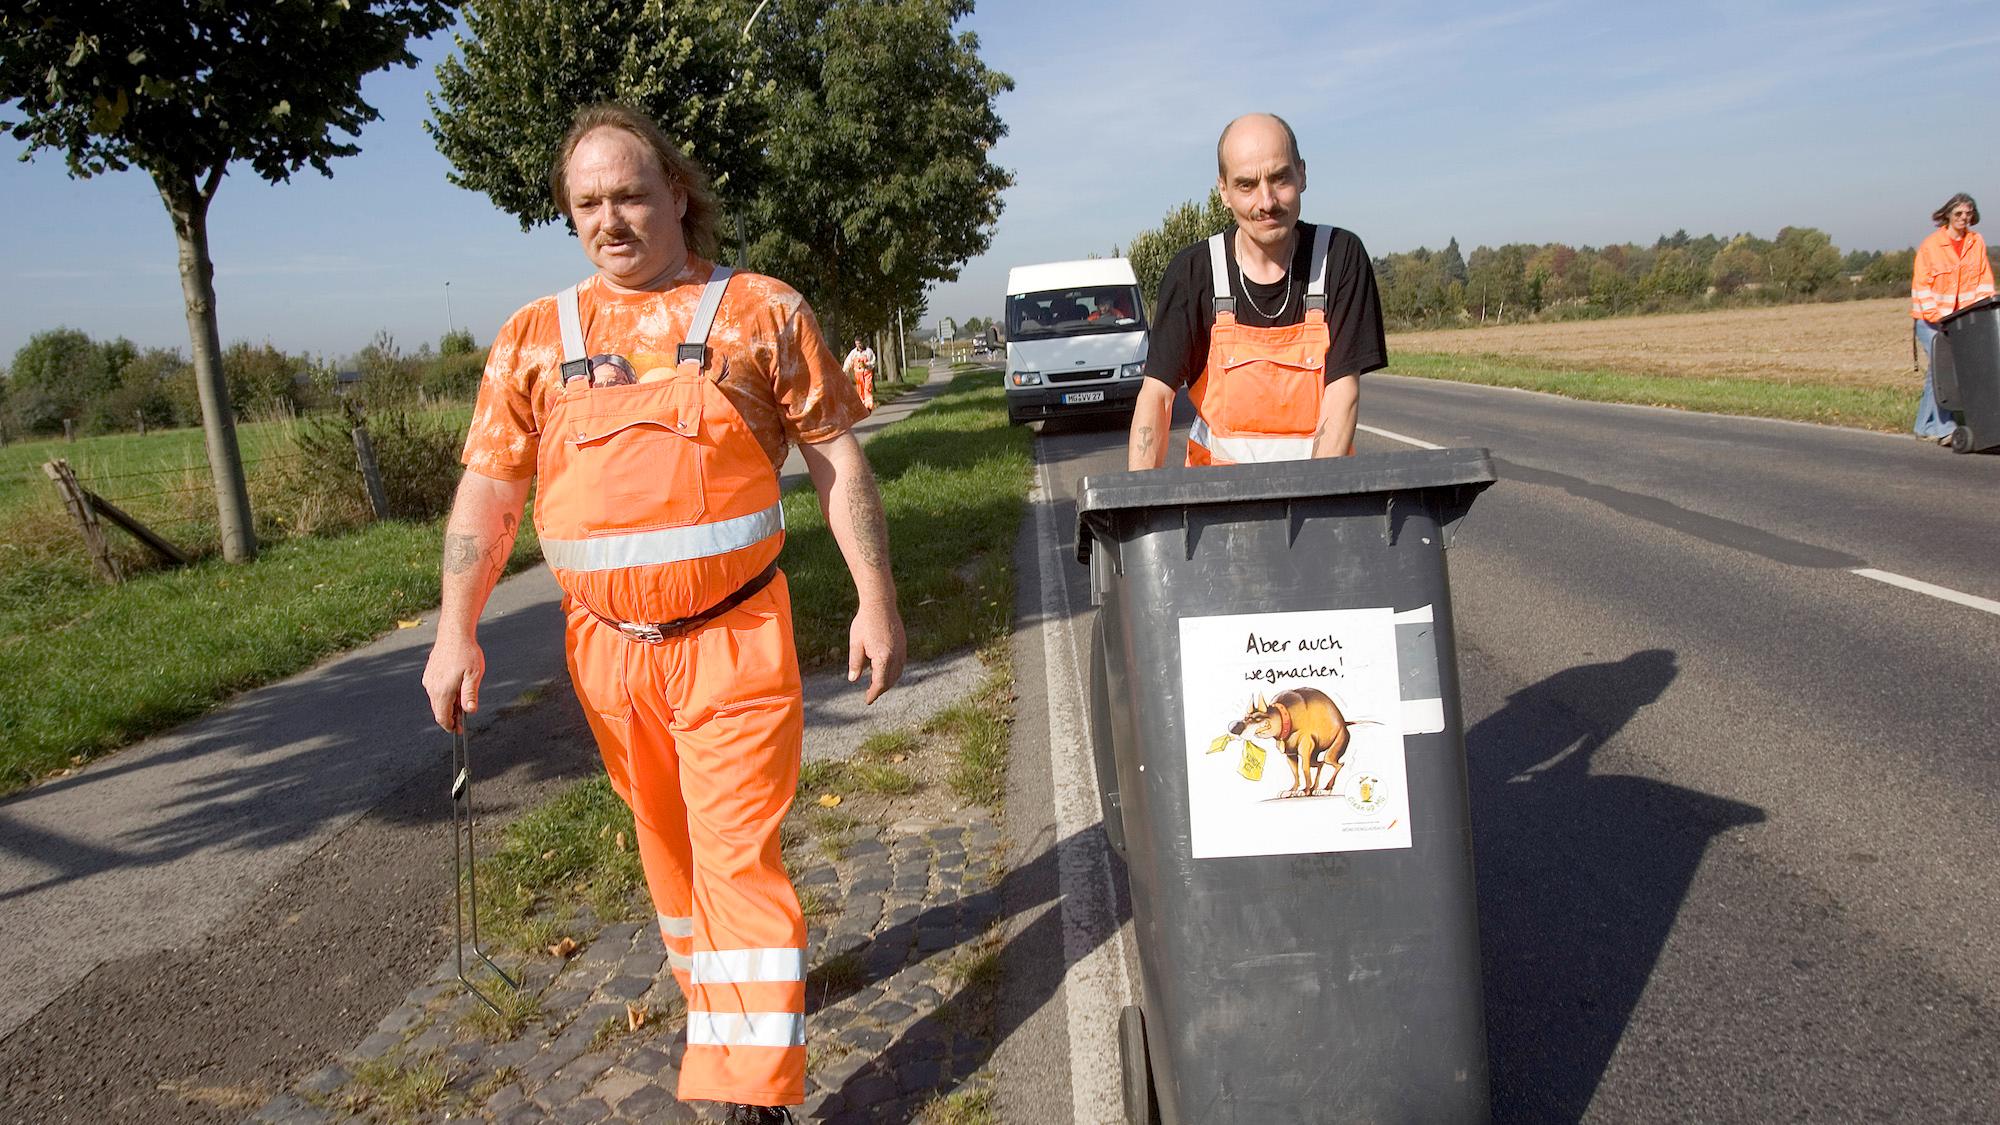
<box><xmin>1186</xmin><ymin>225</ymin><xmax>1337</xmax><ymax>465</ymax></box>
<box><xmin>852</xmin><ymin>351</ymin><xmax>877</xmax><ymax>412</ymax></box>
<box><xmin>541</xmin><ymin>266</ymin><xmax>806</xmax><ymax>1108</ymax></box>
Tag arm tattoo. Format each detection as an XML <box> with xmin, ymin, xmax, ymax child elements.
<box><xmin>442</xmin><ymin>513</ymin><xmax>517</xmax><ymax>578</ymax></box>
<box><xmin>442</xmin><ymin>533</ymin><xmax>486</xmax><ymax>576</ymax></box>
<box><xmin>846</xmin><ymin>487</ymin><xmax>891</xmax><ymax>571</ymax></box>
<box><xmin>1136</xmin><ymin>425</ymin><xmax>1157</xmax><ymax>458</ymax></box>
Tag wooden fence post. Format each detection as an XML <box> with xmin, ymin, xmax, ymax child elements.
<box><xmin>351</xmin><ymin>415</ymin><xmax>391</xmax><ymax>520</ymax></box>
<box><xmin>44</xmin><ymin>459</ymin><xmax>122</xmax><ymax>583</ymax></box>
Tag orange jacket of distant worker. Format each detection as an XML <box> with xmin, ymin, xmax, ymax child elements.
<box><xmin>1910</xmin><ymin>228</ymin><xmax>1996</xmax><ymax>322</ymax></box>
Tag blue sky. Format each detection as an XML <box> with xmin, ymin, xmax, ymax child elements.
<box><xmin>3</xmin><ymin>0</ymin><xmax>1997</xmax><ymax>363</ymax></box>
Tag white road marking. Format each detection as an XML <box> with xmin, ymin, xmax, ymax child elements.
<box><xmin>1356</xmin><ymin>422</ymin><xmax>1442</xmax><ymax>450</ymax></box>
<box><xmin>1358</xmin><ymin>419</ymin><xmax>1999</xmax><ymax>622</ymax></box>
<box><xmin>1850</xmin><ymin>568</ymin><xmax>2000</xmax><ymax>617</ymax></box>
<box><xmin>1033</xmin><ymin>449</ymin><xmax>1135</xmax><ymax>1125</ymax></box>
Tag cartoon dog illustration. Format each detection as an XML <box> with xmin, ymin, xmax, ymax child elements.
<box><xmin>1230</xmin><ymin>688</ymin><xmax>1358</xmax><ymax>797</ymax></box>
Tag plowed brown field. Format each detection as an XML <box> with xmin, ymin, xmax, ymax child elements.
<box><xmin>1388</xmin><ymin>298</ymin><xmax>1917</xmax><ymax>390</ymax></box>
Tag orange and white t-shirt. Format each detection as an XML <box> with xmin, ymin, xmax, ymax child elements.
<box><xmin>463</xmin><ymin>258</ymin><xmax>865</xmax><ymax>478</ymax></box>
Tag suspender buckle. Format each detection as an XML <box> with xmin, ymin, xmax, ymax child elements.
<box><xmin>1304</xmin><ymin>294</ymin><xmax>1327</xmax><ymax>313</ymax></box>
<box><xmin>617</xmin><ymin>621</ymin><xmax>666</xmax><ymax>644</ymax></box>
<box><xmin>677</xmin><ymin>343</ymin><xmax>707</xmax><ymax>367</ymax></box>
<box><xmin>560</xmin><ymin>358</ymin><xmax>591</xmax><ymax>385</ymax></box>
<box><xmin>1213</xmin><ymin>296</ymin><xmax>1236</xmax><ymax>317</ymax></box>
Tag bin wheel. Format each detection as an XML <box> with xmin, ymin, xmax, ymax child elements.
<box><xmin>1950</xmin><ymin>426</ymin><xmax>1974</xmax><ymax>454</ymax></box>
<box><xmin>1119</xmin><ymin>1004</ymin><xmax>1162</xmax><ymax>1125</ymax></box>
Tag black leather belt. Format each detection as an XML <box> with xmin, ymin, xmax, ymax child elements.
<box><xmin>592</xmin><ymin>561</ymin><xmax>779</xmax><ymax>644</ymax></box>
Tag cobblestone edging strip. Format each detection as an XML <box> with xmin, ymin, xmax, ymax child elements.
<box><xmin>248</xmin><ymin>814</ymin><xmax>1004</xmax><ymax>1124</ymax></box>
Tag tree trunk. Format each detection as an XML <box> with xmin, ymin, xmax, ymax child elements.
<box><xmin>159</xmin><ymin>174</ymin><xmax>257</xmax><ymax>562</ymax></box>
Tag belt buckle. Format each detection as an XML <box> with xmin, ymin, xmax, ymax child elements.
<box><xmin>618</xmin><ymin>621</ymin><xmax>665</xmax><ymax>644</ymax></box>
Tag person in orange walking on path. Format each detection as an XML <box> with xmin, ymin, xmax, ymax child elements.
<box><xmin>421</xmin><ymin>103</ymin><xmax>905</xmax><ymax>1125</ymax></box>
<box><xmin>1910</xmin><ymin>192</ymin><xmax>1995</xmax><ymax>445</ymax></box>
<box><xmin>841</xmin><ymin>336</ymin><xmax>878</xmax><ymax>412</ymax></box>
<box><xmin>1126</xmin><ymin>113</ymin><xmax>1385</xmax><ymax>469</ymax></box>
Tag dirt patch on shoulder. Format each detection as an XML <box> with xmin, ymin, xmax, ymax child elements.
<box><xmin>0</xmin><ymin>689</ymin><xmax>600</xmax><ymax>1125</ymax></box>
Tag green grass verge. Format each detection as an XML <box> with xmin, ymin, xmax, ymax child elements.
<box><xmin>783</xmin><ymin>370</ymin><xmax>1033</xmax><ymax>670</ymax></box>
<box><xmin>0</xmin><ymin>403</ymin><xmax>474</xmax><ymax>521</ymax></box>
<box><xmin>1388</xmin><ymin>352</ymin><xmax>1917</xmax><ymax>432</ymax></box>
<box><xmin>0</xmin><ymin>370</ymin><xmax>1028</xmax><ymax>794</ymax></box>
<box><xmin>0</xmin><ymin>516</ymin><xmax>541</xmax><ymax>794</ymax></box>
<box><xmin>472</xmin><ymin>773</ymin><xmax>647</xmax><ymax>956</ymax></box>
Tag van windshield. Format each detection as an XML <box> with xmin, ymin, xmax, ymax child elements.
<box><xmin>1007</xmin><ymin>285</ymin><xmax>1146</xmax><ymax>339</ymax></box>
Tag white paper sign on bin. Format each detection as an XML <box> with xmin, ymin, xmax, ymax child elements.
<box><xmin>1179</xmin><ymin>606</ymin><xmax>1417</xmax><ymax>859</ymax></box>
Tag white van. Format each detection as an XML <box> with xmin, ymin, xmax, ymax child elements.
<box><xmin>1003</xmin><ymin>258</ymin><xmax>1149</xmax><ymax>426</ymax></box>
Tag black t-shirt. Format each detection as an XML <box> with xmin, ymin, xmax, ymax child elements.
<box><xmin>1143</xmin><ymin>222</ymin><xmax>1387</xmax><ymax>390</ymax></box>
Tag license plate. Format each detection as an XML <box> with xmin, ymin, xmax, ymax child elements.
<box><xmin>1063</xmin><ymin>390</ymin><xmax>1106</xmax><ymax>405</ymax></box>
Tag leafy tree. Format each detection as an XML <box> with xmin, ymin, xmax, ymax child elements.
<box><xmin>1126</xmin><ymin>190</ymin><xmax>1233</xmax><ymax>304</ymax></box>
<box><xmin>1708</xmin><ymin>235</ymin><xmax>1765</xmax><ymax>295</ymax></box>
<box><xmin>746</xmin><ymin>1</ymin><xmax>1009</xmax><ymax>340</ymax></box>
<box><xmin>440</xmin><ymin>328</ymin><xmax>477</xmax><ymax>356</ymax></box>
<box><xmin>1862</xmin><ymin>249</ymin><xmax>1915</xmax><ymax>292</ymax></box>
<box><xmin>1644</xmin><ymin>247</ymin><xmax>1704</xmax><ymax>300</ymax></box>
<box><xmin>1588</xmin><ymin>258</ymin><xmax>1635</xmax><ymax>312</ymax></box>
<box><xmin>429</xmin><ymin>0</ymin><xmax>766</xmax><ymax>233</ymax></box>
<box><xmin>7</xmin><ymin>328</ymin><xmax>122</xmax><ymax>433</ymax></box>
<box><xmin>97</xmin><ymin>346</ymin><xmax>185</xmax><ymax>432</ymax></box>
<box><xmin>430</xmin><ymin>0</ymin><xmax>1010</xmax><ymax>348</ymax></box>
<box><xmin>1440</xmin><ymin>237</ymin><xmax>1468</xmax><ymax>286</ymax></box>
<box><xmin>0</xmin><ymin>0</ymin><xmax>454</xmax><ymax>560</ymax></box>
<box><xmin>1768</xmin><ymin>226</ymin><xmax>1842</xmax><ymax>295</ymax></box>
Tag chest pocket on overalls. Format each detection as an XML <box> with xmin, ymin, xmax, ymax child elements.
<box><xmin>553</xmin><ymin>372</ymin><xmax>708</xmax><ymax>535</ymax></box>
<box><xmin>1209</xmin><ymin>346</ymin><xmax>1323</xmax><ymax>436</ymax></box>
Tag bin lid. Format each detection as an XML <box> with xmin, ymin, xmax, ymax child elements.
<box><xmin>1939</xmin><ymin>296</ymin><xmax>1999</xmax><ymax>329</ymax></box>
<box><xmin>1076</xmin><ymin>447</ymin><xmax>1496</xmax><ymax>562</ymax></box>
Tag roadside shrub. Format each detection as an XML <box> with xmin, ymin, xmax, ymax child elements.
<box><xmin>255</xmin><ymin>406</ymin><xmax>463</xmax><ymax>537</ymax></box>
<box><xmin>418</xmin><ymin>350</ymin><xmax>487</xmax><ymax>401</ymax></box>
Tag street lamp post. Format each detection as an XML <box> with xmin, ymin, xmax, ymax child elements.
<box><xmin>445</xmin><ymin>281</ymin><xmax>456</xmax><ymax>337</ymax></box>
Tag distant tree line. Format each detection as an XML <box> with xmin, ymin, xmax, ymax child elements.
<box><xmin>1117</xmin><ymin>196</ymin><xmax>1998</xmax><ymax>330</ymax></box>
<box><xmin>0</xmin><ymin>328</ymin><xmax>485</xmax><ymax>442</ymax></box>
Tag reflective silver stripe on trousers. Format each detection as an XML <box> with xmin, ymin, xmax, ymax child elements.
<box><xmin>542</xmin><ymin>502</ymin><xmax>784</xmax><ymax>573</ymax></box>
<box><xmin>691</xmin><ymin>947</ymin><xmax>806</xmax><ymax>985</ymax></box>
<box><xmin>686</xmin><ymin>1010</ymin><xmax>805</xmax><ymax>1049</ymax></box>
<box><xmin>658</xmin><ymin>914</ymin><xmax>694</xmax><ymax>939</ymax></box>
<box><xmin>1188</xmin><ymin>416</ymin><xmax>1315</xmax><ymax>463</ymax></box>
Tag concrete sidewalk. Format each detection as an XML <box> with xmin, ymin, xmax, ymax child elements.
<box><xmin>0</xmin><ymin>361</ymin><xmax>975</xmax><ymax>1047</ymax></box>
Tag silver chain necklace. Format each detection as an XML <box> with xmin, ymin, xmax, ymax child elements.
<box><xmin>1236</xmin><ymin>257</ymin><xmax>1292</xmax><ymax>320</ymax></box>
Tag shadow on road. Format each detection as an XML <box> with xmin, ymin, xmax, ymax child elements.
<box><xmin>0</xmin><ymin>599</ymin><xmax>568</xmax><ymax>905</ymax></box>
<box><xmin>1469</xmin><ymin>649</ymin><xmax>1765</xmax><ymax>1122</ymax></box>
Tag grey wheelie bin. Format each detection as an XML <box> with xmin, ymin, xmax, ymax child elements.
<box><xmin>1078</xmin><ymin>448</ymin><xmax>1497</xmax><ymax>1125</ymax></box>
<box><xmin>1934</xmin><ymin>297</ymin><xmax>2000</xmax><ymax>454</ymax></box>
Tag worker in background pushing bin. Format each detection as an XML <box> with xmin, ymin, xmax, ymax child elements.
<box><xmin>1092</xmin><ymin>112</ymin><xmax>1494</xmax><ymax>1123</ymax></box>
<box><xmin>1125</xmin><ymin>112</ymin><xmax>1385</xmax><ymax>469</ymax></box>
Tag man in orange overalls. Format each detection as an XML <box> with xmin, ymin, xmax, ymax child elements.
<box><xmin>842</xmin><ymin>336</ymin><xmax>877</xmax><ymax>412</ymax></box>
<box><xmin>1126</xmin><ymin>113</ymin><xmax>1385</xmax><ymax>468</ymax></box>
<box><xmin>421</xmin><ymin>103</ymin><xmax>904</xmax><ymax>1125</ymax></box>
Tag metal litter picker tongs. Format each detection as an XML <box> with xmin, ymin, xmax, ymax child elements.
<box><xmin>452</xmin><ymin>726</ymin><xmax>518</xmax><ymax>1015</ymax></box>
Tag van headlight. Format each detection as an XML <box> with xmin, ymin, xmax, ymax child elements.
<box><xmin>1010</xmin><ymin>370</ymin><xmax>1042</xmax><ymax>387</ymax></box>
<box><xmin>1118</xmin><ymin>362</ymin><xmax>1145</xmax><ymax>379</ymax></box>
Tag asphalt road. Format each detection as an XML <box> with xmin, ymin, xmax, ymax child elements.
<box><xmin>994</xmin><ymin>374</ymin><xmax>2000</xmax><ymax>1124</ymax></box>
